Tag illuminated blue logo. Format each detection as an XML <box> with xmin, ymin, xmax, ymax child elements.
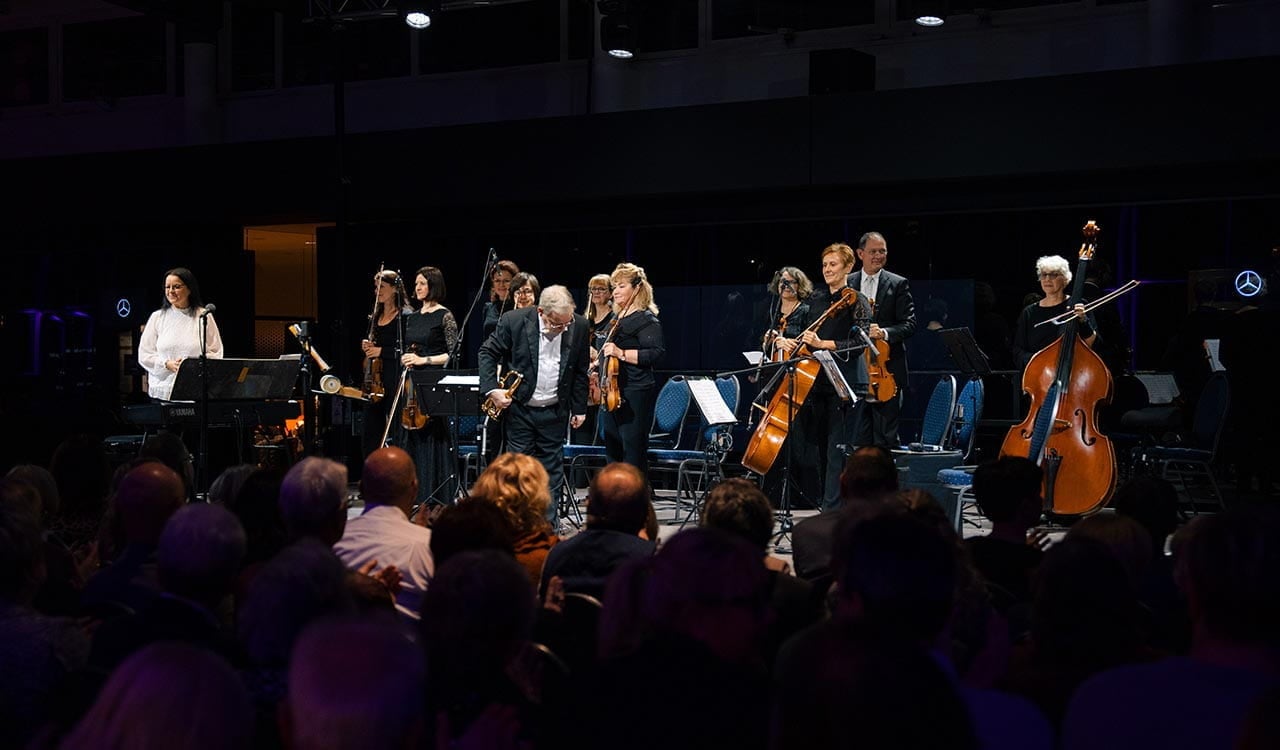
<box><xmin>116</xmin><ymin>299</ymin><xmax>132</xmax><ymax>318</ymax></box>
<box><xmin>1235</xmin><ymin>270</ymin><xmax>1262</xmax><ymax>298</ymax></box>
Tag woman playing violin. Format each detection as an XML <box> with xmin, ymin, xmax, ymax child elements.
<box><xmin>360</xmin><ymin>269</ymin><xmax>410</xmax><ymax>459</ymax></box>
<box><xmin>1012</xmin><ymin>255</ymin><xmax>1095</xmax><ymax>372</ymax></box>
<box><xmin>598</xmin><ymin>263</ymin><xmax>665</xmax><ymax>474</ymax></box>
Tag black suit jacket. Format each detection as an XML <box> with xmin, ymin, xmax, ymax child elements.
<box><xmin>478</xmin><ymin>306</ymin><xmax>591</xmax><ymax>415</ymax></box>
<box><xmin>847</xmin><ymin>269</ymin><xmax>917</xmax><ymax>383</ymax></box>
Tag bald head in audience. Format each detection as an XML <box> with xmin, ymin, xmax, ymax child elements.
<box><xmin>115</xmin><ymin>462</ymin><xmax>186</xmax><ymax>546</ymax></box>
<box><xmin>360</xmin><ymin>447</ymin><xmax>418</xmax><ymax>515</ymax></box>
<box><xmin>285</xmin><ymin>617</ymin><xmax>426</xmax><ymax>750</ymax></box>
<box><xmin>586</xmin><ymin>462</ymin><xmax>650</xmax><ymax>535</ymax></box>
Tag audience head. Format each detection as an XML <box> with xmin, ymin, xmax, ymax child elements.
<box><xmin>1030</xmin><ymin>535</ymin><xmax>1142</xmax><ymax>667</ymax></box>
<box><xmin>0</xmin><ymin>486</ymin><xmax>44</xmax><ymax>603</ymax></box>
<box><xmin>114</xmin><ymin>462</ymin><xmax>186</xmax><ymax>546</ymax></box>
<box><xmin>971</xmin><ymin>455</ymin><xmax>1043</xmax><ymax>527</ymax></box>
<box><xmin>207</xmin><ymin>463</ymin><xmax>256</xmax><ymax>507</ymax></box>
<box><xmin>238</xmin><ymin>538</ymin><xmax>354</xmax><ymax>668</ymax></box>
<box><xmin>1112</xmin><ymin>475</ymin><xmax>1180</xmax><ymax>556</ymax></box>
<box><xmin>286</xmin><ymin>617</ymin><xmax>426</xmax><ymax>750</ymax></box>
<box><xmin>1175</xmin><ymin>507</ymin><xmax>1280</xmax><ymax>647</ymax></box>
<box><xmin>429</xmin><ymin>498</ymin><xmax>517</xmax><ymax>568</ymax></box>
<box><xmin>585</xmin><ymin>462</ymin><xmax>650</xmax><ymax>535</ymax></box>
<box><xmin>469</xmin><ymin>452</ymin><xmax>552</xmax><ymax>535</ymax></box>
<box><xmin>1067</xmin><ymin>513</ymin><xmax>1154</xmax><ymax>590</ymax></box>
<box><xmin>6</xmin><ymin>464</ymin><xmax>60</xmax><ymax>522</ymax></box>
<box><xmin>832</xmin><ymin>508</ymin><xmax>957</xmax><ymax>644</ymax></box>
<box><xmin>138</xmin><ymin>431</ymin><xmax>195</xmax><ymax>499</ymax></box>
<box><xmin>419</xmin><ymin>549</ymin><xmax>537</xmax><ymax>682</ymax></box>
<box><xmin>280</xmin><ymin>457</ymin><xmax>349</xmax><ymax>545</ymax></box>
<box><xmin>359</xmin><ymin>447</ymin><xmax>418</xmax><ymax>513</ymax></box>
<box><xmin>157</xmin><ymin>502</ymin><xmax>247</xmax><ymax>606</ymax></box>
<box><xmin>838</xmin><ymin>445</ymin><xmax>899</xmax><ymax>505</ymax></box>
<box><xmin>699</xmin><ymin>477</ymin><xmax>774</xmax><ymax>553</ymax></box>
<box><xmin>224</xmin><ymin>466</ymin><xmax>287</xmax><ymax>565</ymax></box>
<box><xmin>60</xmin><ymin>642</ymin><xmax>253</xmax><ymax>750</ymax></box>
<box><xmin>49</xmin><ymin>433</ymin><xmax>110</xmax><ymax>514</ymax></box>
<box><xmin>639</xmin><ymin>527</ymin><xmax>770</xmax><ymax>663</ymax></box>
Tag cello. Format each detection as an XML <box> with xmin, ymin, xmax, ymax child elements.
<box><xmin>999</xmin><ymin>220</ymin><xmax>1115</xmax><ymax>516</ymax></box>
<box><xmin>741</xmin><ymin>287</ymin><xmax>860</xmax><ymax>476</ymax></box>
<box><xmin>861</xmin><ymin>300</ymin><xmax>898</xmax><ymax>403</ymax></box>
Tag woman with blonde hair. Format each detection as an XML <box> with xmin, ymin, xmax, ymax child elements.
<box><xmin>468</xmin><ymin>452</ymin><xmax>558</xmax><ymax>584</ymax></box>
<box><xmin>598</xmin><ymin>262</ymin><xmax>665</xmax><ymax>473</ymax></box>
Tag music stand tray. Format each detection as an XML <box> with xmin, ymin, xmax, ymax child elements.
<box><xmin>411</xmin><ymin>369</ymin><xmax>483</xmax><ymax>416</ymax></box>
<box><xmin>938</xmin><ymin>328</ymin><xmax>992</xmax><ymax>377</ymax></box>
<box><xmin>171</xmin><ymin>356</ymin><xmax>303</xmax><ymax>401</ymax></box>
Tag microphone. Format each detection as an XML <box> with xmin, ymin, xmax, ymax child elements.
<box><xmin>780</xmin><ymin>279</ymin><xmax>793</xmax><ymax>291</ymax></box>
<box><xmin>200</xmin><ymin>304</ymin><xmax>217</xmax><ymax>318</ymax></box>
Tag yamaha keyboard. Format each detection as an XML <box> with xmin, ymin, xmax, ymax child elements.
<box><xmin>124</xmin><ymin>400</ymin><xmax>300</xmax><ymax>428</ymax></box>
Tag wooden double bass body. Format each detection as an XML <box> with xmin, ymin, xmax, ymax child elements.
<box><xmin>999</xmin><ymin>221</ymin><xmax>1115</xmax><ymax>516</ymax></box>
<box><xmin>741</xmin><ymin>288</ymin><xmax>859</xmax><ymax>476</ymax></box>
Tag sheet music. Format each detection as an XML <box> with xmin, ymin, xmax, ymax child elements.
<box><xmin>439</xmin><ymin>375</ymin><xmax>481</xmax><ymax>386</ymax></box>
<box><xmin>742</xmin><ymin>351</ymin><xmax>764</xmax><ymax>365</ymax></box>
<box><xmin>1204</xmin><ymin>339</ymin><xmax>1226</xmax><ymax>372</ymax></box>
<box><xmin>687</xmin><ymin>378</ymin><xmax>737</xmax><ymax>425</ymax></box>
<box><xmin>1134</xmin><ymin>372</ymin><xmax>1180</xmax><ymax>405</ymax></box>
<box><xmin>813</xmin><ymin>351</ymin><xmax>857</xmax><ymax>403</ymax></box>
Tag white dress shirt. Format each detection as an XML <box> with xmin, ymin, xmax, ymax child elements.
<box><xmin>333</xmin><ymin>504</ymin><xmax>434</xmax><ymax>621</ymax></box>
<box><xmin>527</xmin><ymin>325</ymin><xmax>564</xmax><ymax>407</ymax></box>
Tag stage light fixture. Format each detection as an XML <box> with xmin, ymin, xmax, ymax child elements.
<box><xmin>405</xmin><ymin>10</ymin><xmax>431</xmax><ymax>28</ymax></box>
<box><xmin>914</xmin><ymin>0</ymin><xmax>947</xmax><ymax>26</ymax></box>
<box><xmin>598</xmin><ymin>0</ymin><xmax>637</xmax><ymax>59</ymax></box>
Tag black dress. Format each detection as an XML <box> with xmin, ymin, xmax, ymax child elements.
<box><xmin>403</xmin><ymin>306</ymin><xmax>460</xmax><ymax>504</ymax></box>
<box><xmin>1012</xmin><ymin>301</ymin><xmax>1095</xmax><ymax>372</ymax></box>
<box><xmin>756</xmin><ymin>298</ymin><xmax>822</xmax><ymax>505</ymax></box>
<box><xmin>361</xmin><ymin>311</ymin><xmax>407</xmax><ymax>458</ymax></box>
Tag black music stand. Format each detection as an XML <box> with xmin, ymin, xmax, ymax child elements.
<box><xmin>411</xmin><ymin>368</ymin><xmax>482</xmax><ymax>505</ymax></box>
<box><xmin>173</xmin><ymin>356</ymin><xmax>303</xmax><ymax>497</ymax></box>
<box><xmin>938</xmin><ymin>327</ymin><xmax>992</xmax><ymax>377</ymax></box>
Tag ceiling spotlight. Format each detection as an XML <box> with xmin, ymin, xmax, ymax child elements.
<box><xmin>405</xmin><ymin>11</ymin><xmax>431</xmax><ymax>28</ymax></box>
<box><xmin>915</xmin><ymin>14</ymin><xmax>944</xmax><ymax>26</ymax></box>
<box><xmin>912</xmin><ymin>0</ymin><xmax>947</xmax><ymax>26</ymax></box>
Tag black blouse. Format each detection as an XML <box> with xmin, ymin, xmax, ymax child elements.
<box><xmin>607</xmin><ymin>310</ymin><xmax>664</xmax><ymax>391</ymax></box>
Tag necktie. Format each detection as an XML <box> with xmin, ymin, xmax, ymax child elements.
<box><xmin>862</xmin><ymin>274</ymin><xmax>876</xmax><ymax>304</ymax></box>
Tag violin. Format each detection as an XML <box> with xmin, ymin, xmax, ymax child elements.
<box><xmin>362</xmin><ymin>267</ymin><xmax>388</xmax><ymax>403</ymax></box>
<box><xmin>999</xmin><ymin>220</ymin><xmax>1116</xmax><ymax>516</ymax></box>
<box><xmin>861</xmin><ymin>301</ymin><xmax>898</xmax><ymax>403</ymax></box>
<box><xmin>400</xmin><ymin>344</ymin><xmax>429</xmax><ymax>431</ymax></box>
<box><xmin>741</xmin><ymin>287</ymin><xmax>860</xmax><ymax>476</ymax></box>
<box><xmin>599</xmin><ymin>301</ymin><xmax>633</xmax><ymax>413</ymax></box>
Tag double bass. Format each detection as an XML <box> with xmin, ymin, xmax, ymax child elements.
<box><xmin>999</xmin><ymin>220</ymin><xmax>1115</xmax><ymax>516</ymax></box>
<box><xmin>741</xmin><ymin>287</ymin><xmax>860</xmax><ymax>476</ymax></box>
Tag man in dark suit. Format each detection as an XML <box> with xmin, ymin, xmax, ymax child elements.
<box><xmin>847</xmin><ymin>231</ymin><xmax>916</xmax><ymax>448</ymax></box>
<box><xmin>479</xmin><ymin>285</ymin><xmax>591</xmax><ymax>521</ymax></box>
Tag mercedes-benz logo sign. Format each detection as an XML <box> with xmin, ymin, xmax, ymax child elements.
<box><xmin>1235</xmin><ymin>270</ymin><xmax>1263</xmax><ymax>298</ymax></box>
<box><xmin>116</xmin><ymin>298</ymin><xmax>132</xmax><ymax>318</ymax></box>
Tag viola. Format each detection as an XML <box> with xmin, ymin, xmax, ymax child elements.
<box><xmin>741</xmin><ymin>288</ymin><xmax>860</xmax><ymax>476</ymax></box>
<box><xmin>999</xmin><ymin>220</ymin><xmax>1115</xmax><ymax>516</ymax></box>
<box><xmin>862</xmin><ymin>301</ymin><xmax>898</xmax><ymax>403</ymax></box>
<box><xmin>362</xmin><ymin>267</ymin><xmax>388</xmax><ymax>403</ymax></box>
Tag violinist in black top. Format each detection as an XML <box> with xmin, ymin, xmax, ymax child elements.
<box><xmin>360</xmin><ymin>269</ymin><xmax>410</xmax><ymax>458</ymax></box>
<box><xmin>1012</xmin><ymin>254</ymin><xmax>1095</xmax><ymax>371</ymax></box>
<box><xmin>598</xmin><ymin>262</ymin><xmax>666</xmax><ymax>474</ymax></box>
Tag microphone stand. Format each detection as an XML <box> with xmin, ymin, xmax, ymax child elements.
<box><xmin>449</xmin><ymin>249</ymin><xmax>499</xmax><ymax>371</ymax></box>
<box><xmin>295</xmin><ymin>321</ymin><xmax>316</xmax><ymax>456</ymax></box>
<box><xmin>197</xmin><ymin>309</ymin><xmax>212</xmax><ymax>501</ymax></box>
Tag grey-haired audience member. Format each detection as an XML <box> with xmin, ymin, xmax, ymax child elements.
<box><xmin>279</xmin><ymin>457</ymin><xmax>350</xmax><ymax>545</ymax></box>
<box><xmin>157</xmin><ymin>502</ymin><xmax>248</xmax><ymax>608</ymax></box>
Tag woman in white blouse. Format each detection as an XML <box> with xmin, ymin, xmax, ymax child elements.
<box><xmin>137</xmin><ymin>267</ymin><xmax>224</xmax><ymax>401</ymax></box>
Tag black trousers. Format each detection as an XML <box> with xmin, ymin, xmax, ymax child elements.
<box><xmin>801</xmin><ymin>389</ymin><xmax>858</xmax><ymax>511</ymax></box>
<box><xmin>602</xmin><ymin>385</ymin><xmax>655</xmax><ymax>476</ymax></box>
<box><xmin>505</xmin><ymin>401</ymin><xmax>569</xmax><ymax>521</ymax></box>
<box><xmin>852</xmin><ymin>387</ymin><xmax>904</xmax><ymax>449</ymax></box>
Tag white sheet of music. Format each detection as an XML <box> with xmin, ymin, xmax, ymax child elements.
<box><xmin>439</xmin><ymin>375</ymin><xmax>480</xmax><ymax>386</ymax></box>
<box><xmin>742</xmin><ymin>351</ymin><xmax>764</xmax><ymax>365</ymax></box>
<box><xmin>813</xmin><ymin>350</ymin><xmax>857</xmax><ymax>403</ymax></box>
<box><xmin>688</xmin><ymin>378</ymin><xmax>737</xmax><ymax>426</ymax></box>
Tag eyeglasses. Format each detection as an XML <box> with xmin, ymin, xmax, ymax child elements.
<box><xmin>589</xmin><ymin>287</ymin><xmax>610</xmax><ymax>293</ymax></box>
<box><xmin>514</xmin><ymin>287</ymin><xmax>535</xmax><ymax>296</ymax></box>
<box><xmin>1038</xmin><ymin>272</ymin><xmax>1065</xmax><ymax>280</ymax></box>
<box><xmin>540</xmin><ymin>311</ymin><xmax>572</xmax><ymax>331</ymax></box>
